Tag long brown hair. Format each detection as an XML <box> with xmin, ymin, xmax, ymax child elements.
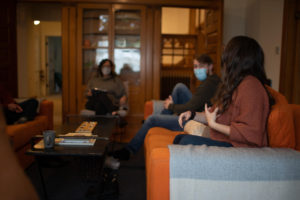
<box><xmin>213</xmin><ymin>36</ymin><xmax>274</xmax><ymax>113</ymax></box>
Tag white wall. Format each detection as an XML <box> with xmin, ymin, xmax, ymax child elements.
<box><xmin>223</xmin><ymin>0</ymin><xmax>247</xmax><ymax>44</ymax></box>
<box><xmin>223</xmin><ymin>0</ymin><xmax>284</xmax><ymax>90</ymax></box>
<box><xmin>245</xmin><ymin>0</ymin><xmax>284</xmax><ymax>91</ymax></box>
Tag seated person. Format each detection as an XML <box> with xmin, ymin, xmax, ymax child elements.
<box><xmin>174</xmin><ymin>36</ymin><xmax>275</xmax><ymax>148</ymax></box>
<box><xmin>0</xmin><ymin>83</ymin><xmax>38</xmax><ymax>125</ymax></box>
<box><xmin>162</xmin><ymin>54</ymin><xmax>218</xmax><ymax>115</ymax></box>
<box><xmin>110</xmin><ymin>54</ymin><xmax>221</xmax><ymax>161</ymax></box>
<box><xmin>85</xmin><ymin>59</ymin><xmax>127</xmax><ymax>115</ymax></box>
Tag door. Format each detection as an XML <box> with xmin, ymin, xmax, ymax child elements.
<box><xmin>46</xmin><ymin>36</ymin><xmax>62</xmax><ymax>95</ymax></box>
<box><xmin>202</xmin><ymin>9</ymin><xmax>223</xmax><ymax>76</ymax></box>
<box><xmin>280</xmin><ymin>0</ymin><xmax>300</xmax><ymax>104</ymax></box>
<box><xmin>0</xmin><ymin>1</ymin><xmax>17</xmax><ymax>96</ymax></box>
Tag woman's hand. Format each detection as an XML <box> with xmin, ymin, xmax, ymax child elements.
<box><xmin>204</xmin><ymin>104</ymin><xmax>218</xmax><ymax>127</ymax></box>
<box><xmin>204</xmin><ymin>104</ymin><xmax>230</xmax><ymax>136</ymax></box>
<box><xmin>7</xmin><ymin>103</ymin><xmax>23</xmax><ymax>113</ymax></box>
<box><xmin>86</xmin><ymin>90</ymin><xmax>92</xmax><ymax>97</ymax></box>
<box><xmin>163</xmin><ymin>95</ymin><xmax>173</xmax><ymax>109</ymax></box>
<box><xmin>119</xmin><ymin>95</ymin><xmax>127</xmax><ymax>106</ymax></box>
<box><xmin>178</xmin><ymin>111</ymin><xmax>191</xmax><ymax>128</ymax></box>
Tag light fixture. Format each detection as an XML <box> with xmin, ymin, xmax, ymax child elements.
<box><xmin>33</xmin><ymin>20</ymin><xmax>40</xmax><ymax>25</ymax></box>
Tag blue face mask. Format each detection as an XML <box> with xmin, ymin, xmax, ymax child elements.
<box><xmin>194</xmin><ymin>68</ymin><xmax>207</xmax><ymax>81</ymax></box>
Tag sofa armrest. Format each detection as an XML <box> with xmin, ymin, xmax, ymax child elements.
<box><xmin>144</xmin><ymin>100</ymin><xmax>164</xmax><ymax>120</ymax></box>
<box><xmin>169</xmin><ymin>145</ymin><xmax>300</xmax><ymax>200</ymax></box>
<box><xmin>148</xmin><ymin>148</ymin><xmax>170</xmax><ymax>200</ymax></box>
<box><xmin>38</xmin><ymin>100</ymin><xmax>53</xmax><ymax>130</ymax></box>
<box><xmin>144</xmin><ymin>101</ymin><xmax>153</xmax><ymax>120</ymax></box>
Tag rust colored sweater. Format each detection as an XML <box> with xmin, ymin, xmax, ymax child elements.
<box><xmin>210</xmin><ymin>76</ymin><xmax>270</xmax><ymax>147</ymax></box>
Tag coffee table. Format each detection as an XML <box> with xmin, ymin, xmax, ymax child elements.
<box><xmin>27</xmin><ymin>115</ymin><xmax>118</xmax><ymax>200</ymax></box>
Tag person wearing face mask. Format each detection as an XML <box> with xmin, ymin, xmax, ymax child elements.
<box><xmin>85</xmin><ymin>59</ymin><xmax>127</xmax><ymax>115</ymax></box>
<box><xmin>107</xmin><ymin>54</ymin><xmax>221</xmax><ymax>163</ymax></box>
<box><xmin>162</xmin><ymin>54</ymin><xmax>221</xmax><ymax>115</ymax></box>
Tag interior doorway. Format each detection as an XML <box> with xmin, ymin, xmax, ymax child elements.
<box><xmin>46</xmin><ymin>36</ymin><xmax>62</xmax><ymax>95</ymax></box>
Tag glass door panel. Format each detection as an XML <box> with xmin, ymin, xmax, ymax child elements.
<box><xmin>82</xmin><ymin>9</ymin><xmax>109</xmax><ymax>84</ymax></box>
<box><xmin>114</xmin><ymin>10</ymin><xmax>141</xmax><ymax>85</ymax></box>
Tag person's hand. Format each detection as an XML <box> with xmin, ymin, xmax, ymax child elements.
<box><xmin>112</xmin><ymin>111</ymin><xmax>118</xmax><ymax>115</ymax></box>
<box><xmin>178</xmin><ymin>111</ymin><xmax>192</xmax><ymax>128</ymax></box>
<box><xmin>87</xmin><ymin>90</ymin><xmax>92</xmax><ymax>97</ymax></box>
<box><xmin>204</xmin><ymin>104</ymin><xmax>218</xmax><ymax>127</ymax></box>
<box><xmin>7</xmin><ymin>103</ymin><xmax>23</xmax><ymax>113</ymax></box>
<box><xmin>119</xmin><ymin>95</ymin><xmax>127</xmax><ymax>106</ymax></box>
<box><xmin>163</xmin><ymin>95</ymin><xmax>173</xmax><ymax>109</ymax></box>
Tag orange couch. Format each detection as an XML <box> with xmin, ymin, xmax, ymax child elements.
<box><xmin>144</xmin><ymin>92</ymin><xmax>300</xmax><ymax>200</ymax></box>
<box><xmin>5</xmin><ymin>100</ymin><xmax>53</xmax><ymax>168</ymax></box>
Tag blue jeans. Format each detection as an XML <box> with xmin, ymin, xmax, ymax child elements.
<box><xmin>161</xmin><ymin>83</ymin><xmax>192</xmax><ymax>115</ymax></box>
<box><xmin>127</xmin><ymin>114</ymin><xmax>183</xmax><ymax>153</ymax></box>
<box><xmin>173</xmin><ymin>134</ymin><xmax>233</xmax><ymax>147</ymax></box>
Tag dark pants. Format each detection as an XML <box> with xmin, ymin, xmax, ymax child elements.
<box><xmin>4</xmin><ymin>98</ymin><xmax>39</xmax><ymax>125</ymax></box>
<box><xmin>85</xmin><ymin>93</ymin><xmax>118</xmax><ymax>115</ymax></box>
<box><xmin>173</xmin><ymin>134</ymin><xmax>233</xmax><ymax>147</ymax></box>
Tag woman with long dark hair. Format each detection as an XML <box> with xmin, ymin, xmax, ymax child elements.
<box><xmin>174</xmin><ymin>36</ymin><xmax>274</xmax><ymax>147</ymax></box>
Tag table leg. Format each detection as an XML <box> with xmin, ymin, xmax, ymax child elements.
<box><xmin>36</xmin><ymin>158</ymin><xmax>48</xmax><ymax>200</ymax></box>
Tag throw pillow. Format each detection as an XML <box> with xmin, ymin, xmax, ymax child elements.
<box><xmin>266</xmin><ymin>86</ymin><xmax>295</xmax><ymax>149</ymax></box>
<box><xmin>184</xmin><ymin>120</ymin><xmax>210</xmax><ymax>138</ymax></box>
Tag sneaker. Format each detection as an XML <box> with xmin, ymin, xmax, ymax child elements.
<box><xmin>104</xmin><ymin>156</ymin><xmax>120</xmax><ymax>170</ymax></box>
<box><xmin>111</xmin><ymin>148</ymin><xmax>130</xmax><ymax>161</ymax></box>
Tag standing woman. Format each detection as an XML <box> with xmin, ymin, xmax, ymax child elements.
<box><xmin>175</xmin><ymin>36</ymin><xmax>274</xmax><ymax>147</ymax></box>
<box><xmin>85</xmin><ymin>59</ymin><xmax>127</xmax><ymax>115</ymax></box>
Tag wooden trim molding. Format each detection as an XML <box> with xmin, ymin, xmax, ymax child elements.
<box><xmin>279</xmin><ymin>0</ymin><xmax>300</xmax><ymax>103</ymax></box>
<box><xmin>18</xmin><ymin>0</ymin><xmax>221</xmax><ymax>9</ymax></box>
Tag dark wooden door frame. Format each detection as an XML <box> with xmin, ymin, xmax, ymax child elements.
<box><xmin>0</xmin><ymin>1</ymin><xmax>18</xmax><ymax>97</ymax></box>
<box><xmin>280</xmin><ymin>0</ymin><xmax>300</xmax><ymax>103</ymax></box>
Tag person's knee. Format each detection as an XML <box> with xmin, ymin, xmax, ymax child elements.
<box><xmin>178</xmin><ymin>135</ymin><xmax>198</xmax><ymax>145</ymax></box>
<box><xmin>173</xmin><ymin>134</ymin><xmax>184</xmax><ymax>144</ymax></box>
<box><xmin>146</xmin><ymin>115</ymin><xmax>157</xmax><ymax>126</ymax></box>
<box><xmin>174</xmin><ymin>83</ymin><xmax>187</xmax><ymax>92</ymax></box>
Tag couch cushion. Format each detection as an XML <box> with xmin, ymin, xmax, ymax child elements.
<box><xmin>6</xmin><ymin>115</ymin><xmax>48</xmax><ymax>150</ymax></box>
<box><xmin>144</xmin><ymin>101</ymin><xmax>153</xmax><ymax>120</ymax></box>
<box><xmin>266</xmin><ymin>87</ymin><xmax>295</xmax><ymax>149</ymax></box>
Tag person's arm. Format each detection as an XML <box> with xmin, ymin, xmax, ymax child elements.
<box><xmin>0</xmin><ymin>107</ymin><xmax>39</xmax><ymax>200</ymax></box>
<box><xmin>224</xmin><ymin>77</ymin><xmax>269</xmax><ymax>146</ymax></box>
<box><xmin>0</xmin><ymin>84</ymin><xmax>16</xmax><ymax>107</ymax></box>
<box><xmin>163</xmin><ymin>95</ymin><xmax>173</xmax><ymax>109</ymax></box>
<box><xmin>7</xmin><ymin>103</ymin><xmax>23</xmax><ymax>113</ymax></box>
<box><xmin>178</xmin><ymin>110</ymin><xmax>207</xmax><ymax>128</ymax></box>
<box><xmin>119</xmin><ymin>95</ymin><xmax>127</xmax><ymax>106</ymax></box>
<box><xmin>168</xmin><ymin>75</ymin><xmax>220</xmax><ymax>114</ymax></box>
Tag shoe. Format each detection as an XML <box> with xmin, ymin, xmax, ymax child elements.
<box><xmin>112</xmin><ymin>148</ymin><xmax>130</xmax><ymax>161</ymax></box>
<box><xmin>104</xmin><ymin>156</ymin><xmax>120</xmax><ymax>170</ymax></box>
